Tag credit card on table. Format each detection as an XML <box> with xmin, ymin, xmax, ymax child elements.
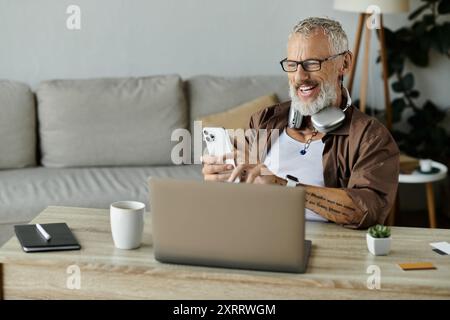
<box><xmin>398</xmin><ymin>262</ymin><xmax>436</xmax><ymax>271</ymax></box>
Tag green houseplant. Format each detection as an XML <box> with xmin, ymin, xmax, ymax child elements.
<box><xmin>367</xmin><ymin>224</ymin><xmax>392</xmax><ymax>255</ymax></box>
<box><xmin>368</xmin><ymin>225</ymin><xmax>391</xmax><ymax>238</ymax></box>
<box><xmin>377</xmin><ymin>0</ymin><xmax>450</xmax><ymax>162</ymax></box>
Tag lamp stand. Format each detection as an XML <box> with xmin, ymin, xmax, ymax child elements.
<box><xmin>347</xmin><ymin>13</ymin><xmax>393</xmax><ymax>131</ymax></box>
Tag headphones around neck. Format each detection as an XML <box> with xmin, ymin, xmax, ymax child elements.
<box><xmin>288</xmin><ymin>86</ymin><xmax>352</xmax><ymax>133</ymax></box>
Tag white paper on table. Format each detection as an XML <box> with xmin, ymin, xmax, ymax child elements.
<box><xmin>430</xmin><ymin>242</ymin><xmax>450</xmax><ymax>255</ymax></box>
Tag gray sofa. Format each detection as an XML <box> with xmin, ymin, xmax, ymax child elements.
<box><xmin>0</xmin><ymin>75</ymin><xmax>289</xmax><ymax>245</ymax></box>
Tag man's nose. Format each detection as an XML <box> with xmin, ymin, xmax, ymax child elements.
<box><xmin>292</xmin><ymin>64</ymin><xmax>310</xmax><ymax>83</ymax></box>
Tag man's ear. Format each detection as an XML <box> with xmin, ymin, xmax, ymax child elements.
<box><xmin>340</xmin><ymin>51</ymin><xmax>353</xmax><ymax>76</ymax></box>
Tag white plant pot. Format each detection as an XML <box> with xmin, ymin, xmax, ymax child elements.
<box><xmin>366</xmin><ymin>234</ymin><xmax>391</xmax><ymax>256</ymax></box>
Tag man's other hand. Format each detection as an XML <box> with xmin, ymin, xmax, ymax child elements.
<box><xmin>228</xmin><ymin>163</ymin><xmax>287</xmax><ymax>185</ymax></box>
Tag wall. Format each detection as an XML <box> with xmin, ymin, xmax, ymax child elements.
<box><xmin>1</xmin><ymin>0</ymin><xmax>447</xmax><ymax>103</ymax></box>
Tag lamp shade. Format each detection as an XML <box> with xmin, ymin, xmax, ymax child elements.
<box><xmin>334</xmin><ymin>0</ymin><xmax>409</xmax><ymax>14</ymax></box>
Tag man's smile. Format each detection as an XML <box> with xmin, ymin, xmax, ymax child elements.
<box><xmin>296</xmin><ymin>82</ymin><xmax>320</xmax><ymax>99</ymax></box>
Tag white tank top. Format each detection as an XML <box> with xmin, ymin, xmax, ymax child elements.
<box><xmin>264</xmin><ymin>130</ymin><xmax>328</xmax><ymax>222</ymax></box>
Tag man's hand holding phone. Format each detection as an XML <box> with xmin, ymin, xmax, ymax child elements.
<box><xmin>201</xmin><ymin>127</ymin><xmax>284</xmax><ymax>184</ymax></box>
<box><xmin>201</xmin><ymin>153</ymin><xmax>236</xmax><ymax>182</ymax></box>
<box><xmin>202</xmin><ymin>127</ymin><xmax>241</xmax><ymax>182</ymax></box>
<box><xmin>202</xmin><ymin>152</ymin><xmax>286</xmax><ymax>185</ymax></box>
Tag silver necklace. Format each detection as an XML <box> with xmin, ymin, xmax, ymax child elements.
<box><xmin>299</xmin><ymin>128</ymin><xmax>318</xmax><ymax>155</ymax></box>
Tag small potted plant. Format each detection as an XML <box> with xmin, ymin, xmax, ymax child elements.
<box><xmin>367</xmin><ymin>224</ymin><xmax>391</xmax><ymax>256</ymax></box>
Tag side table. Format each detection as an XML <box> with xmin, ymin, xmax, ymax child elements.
<box><xmin>396</xmin><ymin>161</ymin><xmax>448</xmax><ymax>228</ymax></box>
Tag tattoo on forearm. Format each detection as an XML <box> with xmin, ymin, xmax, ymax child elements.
<box><xmin>309</xmin><ymin>192</ymin><xmax>324</xmax><ymax>200</ymax></box>
<box><xmin>304</xmin><ymin>190</ymin><xmax>358</xmax><ymax>223</ymax></box>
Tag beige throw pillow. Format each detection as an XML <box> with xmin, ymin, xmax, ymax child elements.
<box><xmin>198</xmin><ymin>94</ymin><xmax>279</xmax><ymax>129</ymax></box>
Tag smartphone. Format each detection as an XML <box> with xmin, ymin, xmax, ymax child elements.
<box><xmin>202</xmin><ymin>127</ymin><xmax>239</xmax><ymax>182</ymax></box>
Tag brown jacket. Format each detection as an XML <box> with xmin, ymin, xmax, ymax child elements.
<box><xmin>248</xmin><ymin>101</ymin><xmax>400</xmax><ymax>228</ymax></box>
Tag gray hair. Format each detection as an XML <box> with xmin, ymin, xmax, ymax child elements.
<box><xmin>289</xmin><ymin>17</ymin><xmax>348</xmax><ymax>54</ymax></box>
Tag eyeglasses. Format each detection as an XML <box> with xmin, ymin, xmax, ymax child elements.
<box><xmin>280</xmin><ymin>51</ymin><xmax>348</xmax><ymax>72</ymax></box>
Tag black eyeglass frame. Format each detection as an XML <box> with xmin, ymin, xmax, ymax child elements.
<box><xmin>280</xmin><ymin>51</ymin><xmax>349</xmax><ymax>72</ymax></box>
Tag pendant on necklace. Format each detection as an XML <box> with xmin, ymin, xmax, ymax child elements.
<box><xmin>300</xmin><ymin>150</ymin><xmax>306</xmax><ymax>155</ymax></box>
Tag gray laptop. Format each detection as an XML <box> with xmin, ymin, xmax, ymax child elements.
<box><xmin>149</xmin><ymin>178</ymin><xmax>311</xmax><ymax>273</ymax></box>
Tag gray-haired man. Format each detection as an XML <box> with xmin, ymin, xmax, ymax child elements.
<box><xmin>202</xmin><ymin>17</ymin><xmax>399</xmax><ymax>229</ymax></box>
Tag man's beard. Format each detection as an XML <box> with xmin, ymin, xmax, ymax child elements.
<box><xmin>289</xmin><ymin>81</ymin><xmax>337</xmax><ymax>116</ymax></box>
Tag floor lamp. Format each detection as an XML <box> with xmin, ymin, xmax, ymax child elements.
<box><xmin>334</xmin><ymin>0</ymin><xmax>409</xmax><ymax>131</ymax></box>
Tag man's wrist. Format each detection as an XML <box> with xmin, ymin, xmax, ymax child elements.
<box><xmin>274</xmin><ymin>176</ymin><xmax>288</xmax><ymax>186</ymax></box>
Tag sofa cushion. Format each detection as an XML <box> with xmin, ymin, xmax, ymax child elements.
<box><xmin>37</xmin><ymin>75</ymin><xmax>187</xmax><ymax>167</ymax></box>
<box><xmin>0</xmin><ymin>165</ymin><xmax>202</xmax><ymax>224</ymax></box>
<box><xmin>186</xmin><ymin>75</ymin><xmax>289</xmax><ymax>132</ymax></box>
<box><xmin>198</xmin><ymin>94</ymin><xmax>279</xmax><ymax>129</ymax></box>
<box><xmin>0</xmin><ymin>80</ymin><xmax>36</xmax><ymax>169</ymax></box>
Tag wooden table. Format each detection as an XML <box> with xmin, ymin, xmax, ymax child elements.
<box><xmin>1</xmin><ymin>206</ymin><xmax>449</xmax><ymax>299</ymax></box>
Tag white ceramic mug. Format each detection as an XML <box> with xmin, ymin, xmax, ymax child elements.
<box><xmin>419</xmin><ymin>159</ymin><xmax>432</xmax><ymax>172</ymax></box>
<box><xmin>110</xmin><ymin>201</ymin><xmax>145</xmax><ymax>249</ymax></box>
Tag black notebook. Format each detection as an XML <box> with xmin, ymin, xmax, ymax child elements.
<box><xmin>14</xmin><ymin>223</ymin><xmax>81</xmax><ymax>253</ymax></box>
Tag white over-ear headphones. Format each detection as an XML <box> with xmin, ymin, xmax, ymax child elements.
<box><xmin>288</xmin><ymin>86</ymin><xmax>352</xmax><ymax>133</ymax></box>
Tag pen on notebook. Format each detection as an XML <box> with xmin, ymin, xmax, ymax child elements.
<box><xmin>36</xmin><ymin>224</ymin><xmax>51</xmax><ymax>241</ymax></box>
